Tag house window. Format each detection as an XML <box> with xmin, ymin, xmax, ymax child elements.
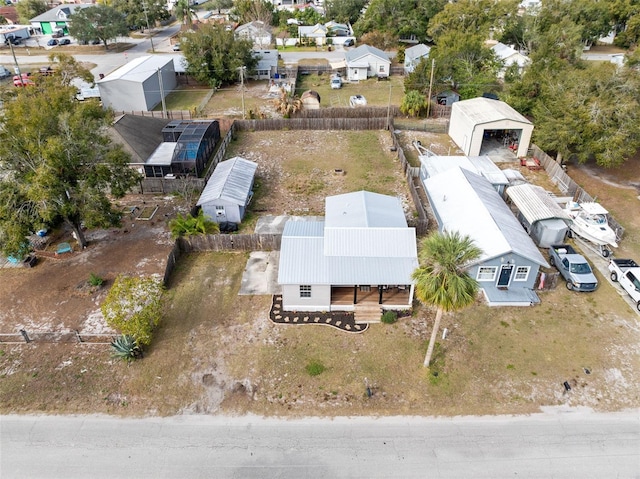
<box><xmin>379</xmin><ymin>65</ymin><xmax>385</xmax><ymax>73</ymax></box>
<box><xmin>300</xmin><ymin>285</ymin><xmax>311</xmax><ymax>298</ymax></box>
<box><xmin>258</xmin><ymin>69</ymin><xmax>269</xmax><ymax>76</ymax></box>
<box><xmin>477</xmin><ymin>266</ymin><xmax>497</xmax><ymax>281</ymax></box>
<box><xmin>514</xmin><ymin>266</ymin><xmax>530</xmax><ymax>281</ymax></box>
<box><xmin>215</xmin><ymin>206</ymin><xmax>224</xmax><ymax>210</ymax></box>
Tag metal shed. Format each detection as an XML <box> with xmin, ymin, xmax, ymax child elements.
<box><xmin>448</xmin><ymin>97</ymin><xmax>533</xmax><ymax>158</ymax></box>
<box><xmin>97</xmin><ymin>56</ymin><xmax>177</xmax><ymax>112</ymax></box>
<box><xmin>505</xmin><ymin>184</ymin><xmax>571</xmax><ymax>248</ymax></box>
<box><xmin>197</xmin><ymin>157</ymin><xmax>258</xmax><ymax>224</ymax></box>
<box><xmin>418</xmin><ymin>154</ymin><xmax>509</xmax><ymax>195</ymax></box>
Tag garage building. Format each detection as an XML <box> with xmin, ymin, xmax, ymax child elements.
<box><xmin>448</xmin><ymin>97</ymin><xmax>533</xmax><ymax>158</ymax></box>
<box><xmin>97</xmin><ymin>56</ymin><xmax>177</xmax><ymax>112</ymax></box>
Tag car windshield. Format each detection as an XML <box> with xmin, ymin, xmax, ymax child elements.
<box><xmin>571</xmin><ymin>262</ymin><xmax>592</xmax><ymax>274</ymax></box>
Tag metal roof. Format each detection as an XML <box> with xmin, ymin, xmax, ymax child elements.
<box><xmin>146</xmin><ymin>142</ymin><xmax>177</xmax><ymax>166</ymax></box>
<box><xmin>325</xmin><ymin>191</ymin><xmax>407</xmax><ymax>228</ymax></box>
<box><xmin>197</xmin><ymin>157</ymin><xmax>257</xmax><ymax>206</ymax></box>
<box><xmin>30</xmin><ymin>4</ymin><xmax>91</xmax><ymax>22</ymax></box>
<box><xmin>278</xmin><ymin>192</ymin><xmax>418</xmax><ymax>285</ymax></box>
<box><xmin>420</xmin><ymin>155</ymin><xmax>508</xmax><ymax>186</ymax></box>
<box><xmin>345</xmin><ymin>44</ymin><xmax>390</xmax><ymax>64</ymax></box>
<box><xmin>97</xmin><ymin>56</ymin><xmax>174</xmax><ymax>84</ymax></box>
<box><xmin>505</xmin><ymin>184</ymin><xmax>571</xmax><ymax>224</ymax></box>
<box><xmin>425</xmin><ymin>168</ymin><xmax>548</xmax><ymax>267</ymax></box>
<box><xmin>405</xmin><ymin>44</ymin><xmax>431</xmax><ymax>62</ymax></box>
<box><xmin>451</xmin><ymin>97</ymin><xmax>532</xmax><ymax>126</ymax></box>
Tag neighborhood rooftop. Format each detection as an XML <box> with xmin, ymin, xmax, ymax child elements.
<box><xmin>97</xmin><ymin>56</ymin><xmax>175</xmax><ymax>83</ymax></box>
<box><xmin>452</xmin><ymin>97</ymin><xmax>532</xmax><ymax>126</ymax></box>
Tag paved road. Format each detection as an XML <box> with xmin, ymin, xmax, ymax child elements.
<box><xmin>2</xmin><ymin>409</ymin><xmax>639</xmax><ymax>478</ymax></box>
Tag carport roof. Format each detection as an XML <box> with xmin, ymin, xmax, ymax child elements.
<box><xmin>505</xmin><ymin>184</ymin><xmax>571</xmax><ymax>224</ymax></box>
<box><xmin>453</xmin><ymin>97</ymin><xmax>532</xmax><ymax>126</ymax></box>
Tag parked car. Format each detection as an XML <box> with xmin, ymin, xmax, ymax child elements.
<box><xmin>549</xmin><ymin>244</ymin><xmax>598</xmax><ymax>291</ymax></box>
<box><xmin>52</xmin><ymin>30</ymin><xmax>64</xmax><ymax>38</ymax></box>
<box><xmin>349</xmin><ymin>95</ymin><xmax>367</xmax><ymax>107</ymax></box>
<box><xmin>330</xmin><ymin>74</ymin><xmax>342</xmax><ymax>89</ymax></box>
<box><xmin>609</xmin><ymin>258</ymin><xmax>640</xmax><ymax>311</ymax></box>
<box><xmin>0</xmin><ymin>66</ymin><xmax>11</xmax><ymax>79</ymax></box>
<box><xmin>13</xmin><ymin>73</ymin><xmax>34</xmax><ymax>87</ymax></box>
<box><xmin>343</xmin><ymin>38</ymin><xmax>355</xmax><ymax>47</ymax></box>
<box><xmin>47</xmin><ymin>39</ymin><xmax>59</xmax><ymax>47</ymax></box>
<box><xmin>59</xmin><ymin>38</ymin><xmax>71</xmax><ymax>46</ymax></box>
<box><xmin>172</xmin><ymin>42</ymin><xmax>181</xmax><ymax>51</ymax></box>
<box><xmin>39</xmin><ymin>66</ymin><xmax>54</xmax><ymax>75</ymax></box>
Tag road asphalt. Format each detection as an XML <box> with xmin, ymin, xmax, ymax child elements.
<box><xmin>1</xmin><ymin>408</ymin><xmax>639</xmax><ymax>478</ymax></box>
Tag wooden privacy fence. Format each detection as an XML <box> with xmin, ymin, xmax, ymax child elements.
<box><xmin>530</xmin><ymin>145</ymin><xmax>625</xmax><ymax>241</ymax></box>
<box><xmin>235</xmin><ymin>117</ymin><xmax>389</xmax><ymax>131</ymax></box>
<box><xmin>177</xmin><ymin>233</ymin><xmax>281</xmax><ymax>253</ymax></box>
<box><xmin>112</xmin><ymin>110</ymin><xmax>192</xmax><ymax>120</ymax></box>
<box><xmin>0</xmin><ymin>330</ymin><xmax>113</xmax><ymax>344</ymax></box>
<box><xmin>139</xmin><ymin>177</ymin><xmax>205</xmax><ymax>195</ymax></box>
<box><xmin>295</xmin><ymin>106</ymin><xmax>400</xmax><ymax>119</ymax></box>
<box><xmin>388</xmin><ymin>120</ymin><xmax>430</xmax><ymax>235</ymax></box>
<box><xmin>204</xmin><ymin>125</ymin><xmax>235</xmax><ymax>182</ymax></box>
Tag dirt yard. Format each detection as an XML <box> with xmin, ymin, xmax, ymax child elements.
<box><xmin>1</xmin><ymin>131</ymin><xmax>639</xmax><ymax>417</ymax></box>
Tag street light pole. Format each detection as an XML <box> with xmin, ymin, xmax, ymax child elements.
<box><xmin>143</xmin><ymin>1</ymin><xmax>155</xmax><ymax>53</ymax></box>
<box><xmin>238</xmin><ymin>66</ymin><xmax>246</xmax><ymax>119</ymax></box>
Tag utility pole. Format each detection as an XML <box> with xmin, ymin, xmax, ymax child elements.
<box><xmin>386</xmin><ymin>81</ymin><xmax>392</xmax><ymax>129</ymax></box>
<box><xmin>8</xmin><ymin>40</ymin><xmax>24</xmax><ymax>87</ymax></box>
<box><xmin>238</xmin><ymin>66</ymin><xmax>246</xmax><ymax>119</ymax></box>
<box><xmin>426</xmin><ymin>58</ymin><xmax>435</xmax><ymax>119</ymax></box>
<box><xmin>142</xmin><ymin>1</ymin><xmax>155</xmax><ymax>53</ymax></box>
<box><xmin>158</xmin><ymin>68</ymin><xmax>167</xmax><ymax>118</ymax></box>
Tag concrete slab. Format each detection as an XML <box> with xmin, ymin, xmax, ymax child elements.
<box><xmin>254</xmin><ymin>215</ymin><xmax>323</xmax><ymax>234</ymax></box>
<box><xmin>239</xmin><ymin>251</ymin><xmax>282</xmax><ymax>295</ymax></box>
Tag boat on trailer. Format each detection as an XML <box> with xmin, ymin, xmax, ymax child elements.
<box><xmin>565</xmin><ymin>201</ymin><xmax>618</xmax><ymax>257</ymax></box>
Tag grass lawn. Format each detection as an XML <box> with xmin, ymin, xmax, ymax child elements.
<box><xmin>295</xmin><ymin>74</ymin><xmax>405</xmax><ymax>108</ymax></box>
<box><xmin>200</xmin><ymin>80</ymin><xmax>273</xmax><ymax>118</ymax></box>
<box><xmin>154</xmin><ymin>86</ymin><xmax>210</xmax><ymax>111</ymax></box>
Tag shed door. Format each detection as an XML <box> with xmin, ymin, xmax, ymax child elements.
<box><xmin>497</xmin><ymin>265</ymin><xmax>514</xmax><ymax>287</ymax></box>
<box><xmin>215</xmin><ymin>205</ymin><xmax>226</xmax><ymax>221</ymax></box>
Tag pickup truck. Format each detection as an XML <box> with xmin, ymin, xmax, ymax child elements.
<box><xmin>549</xmin><ymin>244</ymin><xmax>598</xmax><ymax>292</ymax></box>
<box><xmin>608</xmin><ymin>259</ymin><xmax>640</xmax><ymax>311</ymax></box>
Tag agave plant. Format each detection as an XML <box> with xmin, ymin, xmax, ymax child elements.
<box><xmin>111</xmin><ymin>335</ymin><xmax>143</xmax><ymax>363</ymax></box>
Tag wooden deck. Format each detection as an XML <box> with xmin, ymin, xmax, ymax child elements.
<box><xmin>331</xmin><ymin>286</ymin><xmax>410</xmax><ymax>306</ymax></box>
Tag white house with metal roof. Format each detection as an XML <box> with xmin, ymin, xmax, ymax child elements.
<box><xmin>29</xmin><ymin>4</ymin><xmax>91</xmax><ymax>35</ymax></box>
<box><xmin>97</xmin><ymin>56</ymin><xmax>177</xmax><ymax>112</ymax></box>
<box><xmin>404</xmin><ymin>43</ymin><xmax>431</xmax><ymax>74</ymax></box>
<box><xmin>424</xmin><ymin>167</ymin><xmax>549</xmax><ymax>306</ymax></box>
<box><xmin>505</xmin><ymin>183</ymin><xmax>571</xmax><ymax>247</ymax></box>
<box><xmin>448</xmin><ymin>97</ymin><xmax>533</xmax><ymax>158</ymax></box>
<box><xmin>197</xmin><ymin>157</ymin><xmax>258</xmax><ymax>224</ymax></box>
<box><xmin>491</xmin><ymin>42</ymin><xmax>530</xmax><ymax>78</ymax></box>
<box><xmin>418</xmin><ymin>153</ymin><xmax>509</xmax><ymax>195</ymax></box>
<box><xmin>278</xmin><ymin>191</ymin><xmax>418</xmax><ymax>313</ymax></box>
<box><xmin>344</xmin><ymin>44</ymin><xmax>390</xmax><ymax>81</ymax></box>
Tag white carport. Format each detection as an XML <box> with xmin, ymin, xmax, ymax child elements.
<box><xmin>448</xmin><ymin>97</ymin><xmax>533</xmax><ymax>158</ymax></box>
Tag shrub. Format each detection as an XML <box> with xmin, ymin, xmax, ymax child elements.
<box><xmin>305</xmin><ymin>360</ymin><xmax>326</xmax><ymax>376</ymax></box>
<box><xmin>381</xmin><ymin>310</ymin><xmax>398</xmax><ymax>324</ymax></box>
<box><xmin>88</xmin><ymin>273</ymin><xmax>104</xmax><ymax>287</ymax></box>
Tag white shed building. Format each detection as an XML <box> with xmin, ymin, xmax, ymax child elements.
<box><xmin>197</xmin><ymin>157</ymin><xmax>258</xmax><ymax>224</ymax></box>
<box><xmin>448</xmin><ymin>97</ymin><xmax>533</xmax><ymax>158</ymax></box>
<box><xmin>97</xmin><ymin>56</ymin><xmax>177</xmax><ymax>112</ymax></box>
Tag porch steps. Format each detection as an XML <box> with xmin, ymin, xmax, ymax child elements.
<box><xmin>354</xmin><ymin>305</ymin><xmax>382</xmax><ymax>323</ymax></box>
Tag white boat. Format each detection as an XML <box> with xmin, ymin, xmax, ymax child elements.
<box><xmin>565</xmin><ymin>201</ymin><xmax>618</xmax><ymax>253</ymax></box>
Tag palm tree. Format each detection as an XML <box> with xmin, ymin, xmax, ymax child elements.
<box><xmin>274</xmin><ymin>88</ymin><xmax>302</xmax><ymax>118</ymax></box>
<box><xmin>412</xmin><ymin>231</ymin><xmax>482</xmax><ymax>367</ymax></box>
<box><xmin>174</xmin><ymin>0</ymin><xmax>195</xmax><ymax>27</ymax></box>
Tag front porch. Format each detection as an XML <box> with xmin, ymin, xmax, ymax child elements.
<box><xmin>331</xmin><ymin>285</ymin><xmax>412</xmax><ymax>309</ymax></box>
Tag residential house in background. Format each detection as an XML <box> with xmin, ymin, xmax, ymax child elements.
<box><xmin>251</xmin><ymin>49</ymin><xmax>278</xmax><ymax>80</ymax></box>
<box><xmin>278</xmin><ymin>191</ymin><xmax>418</xmax><ymax>315</ymax></box>
<box><xmin>235</xmin><ymin>21</ymin><xmax>272</xmax><ymax>48</ymax></box>
<box><xmin>404</xmin><ymin>43</ymin><xmax>430</xmax><ymax>74</ymax></box>
<box><xmin>432</xmin><ymin>89</ymin><xmax>460</xmax><ymax>106</ymax></box>
<box><xmin>197</xmin><ymin>157</ymin><xmax>258</xmax><ymax>224</ymax></box>
<box><xmin>424</xmin><ymin>167</ymin><xmax>549</xmax><ymax>306</ymax></box>
<box><xmin>97</xmin><ymin>56</ymin><xmax>177</xmax><ymax>112</ymax></box>
<box><xmin>490</xmin><ymin>42</ymin><xmax>530</xmax><ymax>78</ymax></box>
<box><xmin>298</xmin><ymin>23</ymin><xmax>327</xmax><ymax>45</ymax></box>
<box><xmin>29</xmin><ymin>3</ymin><xmax>92</xmax><ymax>35</ymax></box>
<box><xmin>344</xmin><ymin>44</ymin><xmax>390</xmax><ymax>81</ymax></box>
